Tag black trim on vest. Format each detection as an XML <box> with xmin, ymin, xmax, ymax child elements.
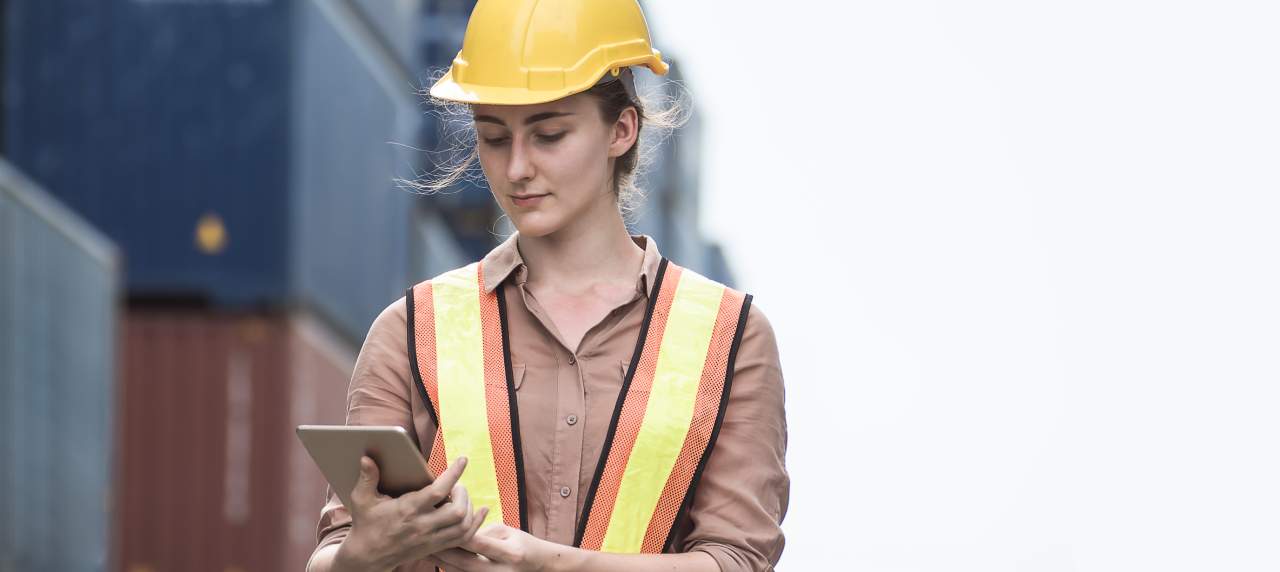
<box><xmin>573</xmin><ymin>257</ymin><xmax>671</xmax><ymax>547</ymax></box>
<box><xmin>496</xmin><ymin>286</ymin><xmax>530</xmax><ymax>532</ymax></box>
<box><xmin>406</xmin><ymin>286</ymin><xmax>440</xmax><ymax>427</ymax></box>
<box><xmin>661</xmin><ymin>293</ymin><xmax>753</xmax><ymax>553</ymax></box>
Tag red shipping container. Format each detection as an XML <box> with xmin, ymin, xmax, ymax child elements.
<box><xmin>113</xmin><ymin>309</ymin><xmax>355</xmax><ymax>572</ymax></box>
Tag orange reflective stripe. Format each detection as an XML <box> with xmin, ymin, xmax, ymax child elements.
<box><xmin>479</xmin><ymin>265</ymin><xmax>525</xmax><ymax>529</ymax></box>
<box><xmin>640</xmin><ymin>286</ymin><xmax>749</xmax><ymax>552</ymax></box>
<box><xmin>410</xmin><ymin>281</ymin><xmax>450</xmax><ymax>478</ymax></box>
<box><xmin>407</xmin><ymin>262</ymin><xmax>526</xmax><ymax>531</ymax></box>
<box><xmin>576</xmin><ymin>260</ymin><xmax>752</xmax><ymax>553</ymax></box>
<box><xmin>577</xmin><ymin>261</ymin><xmax>680</xmax><ymax>551</ymax></box>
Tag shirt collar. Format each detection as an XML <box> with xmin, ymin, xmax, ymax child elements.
<box><xmin>480</xmin><ymin>232</ymin><xmax>664</xmax><ymax>297</ymax></box>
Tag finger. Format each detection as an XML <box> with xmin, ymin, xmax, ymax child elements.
<box><xmin>446</xmin><ymin>487</ymin><xmax>475</xmax><ymax>536</ymax></box>
<box><xmin>459</xmin><ymin>510</ymin><xmax>496</xmax><ymax>553</ymax></box>
<box><xmin>467</xmin><ymin>507</ymin><xmax>489</xmax><ymax>539</ymax></box>
<box><xmin>404</xmin><ymin>456</ymin><xmax>467</xmax><ymax>508</ymax></box>
<box><xmin>349</xmin><ymin>456</ymin><xmax>385</xmax><ymax>509</ymax></box>
<box><xmin>438</xmin><ymin>482</ymin><xmax>470</xmax><ymax>517</ymax></box>
<box><xmin>430</xmin><ymin>457</ymin><xmax>468</xmax><ymax>499</ymax></box>
<box><xmin>439</xmin><ymin>504</ymin><xmax>487</xmax><ymax>547</ymax></box>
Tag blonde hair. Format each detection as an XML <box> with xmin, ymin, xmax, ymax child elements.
<box><xmin>402</xmin><ymin>69</ymin><xmax>690</xmax><ymax>222</ymax></box>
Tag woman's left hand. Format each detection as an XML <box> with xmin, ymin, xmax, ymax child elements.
<box><xmin>430</xmin><ymin>524</ymin><xmax>564</xmax><ymax>572</ymax></box>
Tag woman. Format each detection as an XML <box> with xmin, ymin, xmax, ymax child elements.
<box><xmin>308</xmin><ymin>1</ymin><xmax>788</xmax><ymax>570</ymax></box>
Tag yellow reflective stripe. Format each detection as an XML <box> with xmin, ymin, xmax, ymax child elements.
<box><xmin>601</xmin><ymin>270</ymin><xmax>725</xmax><ymax>553</ymax></box>
<box><xmin>432</xmin><ymin>263</ymin><xmax>504</xmax><ymax>528</ymax></box>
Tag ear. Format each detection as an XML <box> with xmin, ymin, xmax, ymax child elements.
<box><xmin>607</xmin><ymin>106</ymin><xmax>639</xmax><ymax>159</ymax></box>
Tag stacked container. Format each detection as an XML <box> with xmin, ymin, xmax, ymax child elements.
<box><xmin>2</xmin><ymin>1</ymin><xmax>472</xmax><ymax>570</ymax></box>
<box><xmin>115</xmin><ymin>310</ymin><xmax>350</xmax><ymax>572</ymax></box>
<box><xmin>0</xmin><ymin>160</ymin><xmax>119</xmax><ymax>572</ymax></box>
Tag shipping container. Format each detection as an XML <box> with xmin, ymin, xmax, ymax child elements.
<box><xmin>2</xmin><ymin>0</ymin><xmax>471</xmax><ymax>339</ymax></box>
<box><xmin>113</xmin><ymin>309</ymin><xmax>352</xmax><ymax>572</ymax></box>
<box><xmin>0</xmin><ymin>160</ymin><xmax>119</xmax><ymax>571</ymax></box>
<box><xmin>4</xmin><ymin>0</ymin><xmax>294</xmax><ymax>306</ymax></box>
<box><xmin>290</xmin><ymin>0</ymin><xmax>423</xmax><ymax>340</ymax></box>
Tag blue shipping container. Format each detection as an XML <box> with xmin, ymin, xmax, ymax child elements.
<box><xmin>0</xmin><ymin>160</ymin><xmax>120</xmax><ymax>572</ymax></box>
<box><xmin>4</xmin><ymin>0</ymin><xmax>292</xmax><ymax>305</ymax></box>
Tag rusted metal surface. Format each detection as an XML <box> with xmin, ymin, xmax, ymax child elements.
<box><xmin>114</xmin><ymin>309</ymin><xmax>351</xmax><ymax>572</ymax></box>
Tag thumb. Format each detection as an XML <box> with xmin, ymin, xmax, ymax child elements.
<box><xmin>351</xmin><ymin>455</ymin><xmax>382</xmax><ymax>505</ymax></box>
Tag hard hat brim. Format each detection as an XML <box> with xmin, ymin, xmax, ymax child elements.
<box><xmin>428</xmin><ymin>59</ymin><xmax>669</xmax><ymax>106</ymax></box>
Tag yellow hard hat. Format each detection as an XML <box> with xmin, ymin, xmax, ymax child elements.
<box><xmin>429</xmin><ymin>0</ymin><xmax>670</xmax><ymax>105</ymax></box>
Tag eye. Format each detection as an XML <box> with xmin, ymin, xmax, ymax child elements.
<box><xmin>480</xmin><ymin>135</ymin><xmax>511</xmax><ymax>147</ymax></box>
<box><xmin>535</xmin><ymin>131</ymin><xmax>567</xmax><ymax>143</ymax></box>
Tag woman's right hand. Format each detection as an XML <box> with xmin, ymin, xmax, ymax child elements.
<box><xmin>333</xmin><ymin>456</ymin><xmax>490</xmax><ymax>572</ymax></box>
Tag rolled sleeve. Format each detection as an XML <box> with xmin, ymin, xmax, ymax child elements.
<box><xmin>681</xmin><ymin>302</ymin><xmax>790</xmax><ymax>571</ymax></box>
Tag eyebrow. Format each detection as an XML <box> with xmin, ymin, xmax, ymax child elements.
<box><xmin>473</xmin><ymin>111</ymin><xmax>574</xmax><ymax>127</ymax></box>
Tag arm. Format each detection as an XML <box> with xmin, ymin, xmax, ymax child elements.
<box><xmin>673</xmin><ymin>302</ymin><xmax>789</xmax><ymax>571</ymax></box>
<box><xmin>307</xmin><ymin>297</ymin><xmax>440</xmax><ymax>571</ymax></box>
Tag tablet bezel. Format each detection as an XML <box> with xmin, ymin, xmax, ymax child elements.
<box><xmin>296</xmin><ymin>424</ymin><xmax>435</xmax><ymax>509</ymax></box>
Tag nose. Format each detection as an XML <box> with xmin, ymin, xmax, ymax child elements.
<box><xmin>505</xmin><ymin>135</ymin><xmax>535</xmax><ymax>184</ymax></box>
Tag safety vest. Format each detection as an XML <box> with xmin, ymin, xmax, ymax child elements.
<box><xmin>406</xmin><ymin>257</ymin><xmax>752</xmax><ymax>553</ymax></box>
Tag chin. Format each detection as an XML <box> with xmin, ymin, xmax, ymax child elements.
<box><xmin>509</xmin><ymin>212</ymin><xmax>566</xmax><ymax>238</ymax></box>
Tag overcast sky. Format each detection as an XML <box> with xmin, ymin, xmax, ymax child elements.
<box><xmin>643</xmin><ymin>1</ymin><xmax>1280</xmax><ymax>569</ymax></box>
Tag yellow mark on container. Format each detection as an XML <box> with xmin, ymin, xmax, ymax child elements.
<box><xmin>196</xmin><ymin>212</ymin><xmax>228</xmax><ymax>254</ymax></box>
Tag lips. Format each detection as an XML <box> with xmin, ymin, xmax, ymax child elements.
<box><xmin>510</xmin><ymin>193</ymin><xmax>549</xmax><ymax>207</ymax></box>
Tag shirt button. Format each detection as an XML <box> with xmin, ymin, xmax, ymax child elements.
<box><xmin>559</xmin><ymin>486</ymin><xmax>571</xmax><ymax>498</ymax></box>
<box><xmin>568</xmin><ymin>355</ymin><xmax>577</xmax><ymax>365</ymax></box>
<box><xmin>566</xmin><ymin>414</ymin><xmax>578</xmax><ymax>426</ymax></box>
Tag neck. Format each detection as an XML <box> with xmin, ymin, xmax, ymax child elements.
<box><xmin>517</xmin><ymin>197</ymin><xmax>644</xmax><ymax>294</ymax></box>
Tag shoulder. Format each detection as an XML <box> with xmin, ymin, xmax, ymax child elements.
<box><xmin>369</xmin><ymin>294</ymin><xmax>409</xmax><ymax>337</ymax></box>
<box><xmin>409</xmin><ymin>261</ymin><xmax>476</xmax><ymax>288</ymax></box>
<box><xmin>742</xmin><ymin>298</ymin><xmax>776</xmax><ymax>349</ymax></box>
<box><xmin>355</xmin><ymin>295</ymin><xmax>410</xmax><ymax>368</ymax></box>
<box><xmin>406</xmin><ymin>260</ymin><xmax>490</xmax><ymax>296</ymax></box>
<box><xmin>737</xmin><ymin>299</ymin><xmax>783</xmax><ymax>389</ymax></box>
<box><xmin>668</xmin><ymin>264</ymin><xmax>777</xmax><ymax>358</ymax></box>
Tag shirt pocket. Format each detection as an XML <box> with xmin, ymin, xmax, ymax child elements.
<box><xmin>512</xmin><ymin>363</ymin><xmax>527</xmax><ymax>390</ymax></box>
<box><xmin>604</xmin><ymin>360</ymin><xmax>645</xmax><ymax>396</ymax></box>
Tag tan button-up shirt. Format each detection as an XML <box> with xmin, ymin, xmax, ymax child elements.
<box><xmin>311</xmin><ymin>234</ymin><xmax>788</xmax><ymax>571</ymax></box>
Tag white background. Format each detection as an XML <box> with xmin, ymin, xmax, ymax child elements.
<box><xmin>644</xmin><ymin>1</ymin><xmax>1280</xmax><ymax>569</ymax></box>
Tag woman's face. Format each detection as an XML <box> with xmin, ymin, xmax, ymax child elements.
<box><xmin>472</xmin><ymin>92</ymin><xmax>637</xmax><ymax>238</ymax></box>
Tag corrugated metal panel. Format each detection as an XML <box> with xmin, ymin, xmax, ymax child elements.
<box><xmin>5</xmin><ymin>1</ymin><xmax>292</xmax><ymax>305</ymax></box>
<box><xmin>350</xmin><ymin>0</ymin><xmax>423</xmax><ymax>77</ymax></box>
<box><xmin>0</xmin><ymin>160</ymin><xmax>119</xmax><ymax>571</ymax></box>
<box><xmin>5</xmin><ymin>0</ymin><xmax>476</xmax><ymax>338</ymax></box>
<box><xmin>284</xmin><ymin>313</ymin><xmax>357</xmax><ymax>572</ymax></box>
<box><xmin>414</xmin><ymin>0</ymin><xmax>503</xmax><ymax>262</ymax></box>
<box><xmin>290</xmin><ymin>0</ymin><xmax>419</xmax><ymax>341</ymax></box>
<box><xmin>295</xmin><ymin>0</ymin><xmax>482</xmax><ymax>315</ymax></box>
<box><xmin>114</xmin><ymin>309</ymin><xmax>350</xmax><ymax>572</ymax></box>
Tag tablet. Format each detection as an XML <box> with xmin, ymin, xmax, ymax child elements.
<box><xmin>296</xmin><ymin>425</ymin><xmax>436</xmax><ymax>509</ymax></box>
